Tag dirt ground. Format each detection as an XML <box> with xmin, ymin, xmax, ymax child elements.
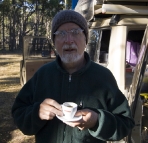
<box><xmin>0</xmin><ymin>52</ymin><xmax>35</xmax><ymax>143</ymax></box>
<box><xmin>1</xmin><ymin>51</ymin><xmax>148</xmax><ymax>143</ymax></box>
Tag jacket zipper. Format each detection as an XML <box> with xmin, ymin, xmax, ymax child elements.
<box><xmin>69</xmin><ymin>75</ymin><xmax>72</xmax><ymax>82</ymax></box>
<box><xmin>63</xmin><ymin>74</ymin><xmax>72</xmax><ymax>143</ymax></box>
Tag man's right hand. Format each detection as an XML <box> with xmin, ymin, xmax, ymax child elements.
<box><xmin>39</xmin><ymin>98</ymin><xmax>63</xmax><ymax>120</ymax></box>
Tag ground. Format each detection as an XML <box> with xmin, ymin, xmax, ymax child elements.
<box><xmin>0</xmin><ymin>51</ymin><xmax>35</xmax><ymax>143</ymax></box>
<box><xmin>1</xmin><ymin>50</ymin><xmax>148</xmax><ymax>143</ymax></box>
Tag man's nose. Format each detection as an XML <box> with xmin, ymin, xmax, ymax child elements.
<box><xmin>65</xmin><ymin>33</ymin><xmax>74</xmax><ymax>44</ymax></box>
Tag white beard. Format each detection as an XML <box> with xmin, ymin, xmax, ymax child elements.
<box><xmin>59</xmin><ymin>44</ymin><xmax>83</xmax><ymax>64</ymax></box>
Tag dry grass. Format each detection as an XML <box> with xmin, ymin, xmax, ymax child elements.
<box><xmin>0</xmin><ymin>53</ymin><xmax>35</xmax><ymax>143</ymax></box>
<box><xmin>1</xmin><ymin>52</ymin><xmax>148</xmax><ymax>143</ymax></box>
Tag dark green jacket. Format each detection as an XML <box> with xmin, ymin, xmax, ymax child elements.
<box><xmin>12</xmin><ymin>52</ymin><xmax>135</xmax><ymax>143</ymax></box>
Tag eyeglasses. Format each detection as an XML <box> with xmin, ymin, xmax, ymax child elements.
<box><xmin>54</xmin><ymin>28</ymin><xmax>84</xmax><ymax>40</ymax></box>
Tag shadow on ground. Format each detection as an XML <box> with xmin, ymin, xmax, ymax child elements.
<box><xmin>0</xmin><ymin>91</ymin><xmax>18</xmax><ymax>143</ymax></box>
<box><xmin>0</xmin><ymin>56</ymin><xmax>35</xmax><ymax>143</ymax></box>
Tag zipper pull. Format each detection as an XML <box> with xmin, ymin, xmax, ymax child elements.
<box><xmin>69</xmin><ymin>75</ymin><xmax>72</xmax><ymax>82</ymax></box>
<box><xmin>78</xmin><ymin>100</ymin><xmax>83</xmax><ymax>110</ymax></box>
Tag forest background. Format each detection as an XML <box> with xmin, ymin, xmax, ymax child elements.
<box><xmin>0</xmin><ymin>0</ymin><xmax>72</xmax><ymax>52</ymax></box>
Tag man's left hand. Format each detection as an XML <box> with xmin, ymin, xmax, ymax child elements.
<box><xmin>63</xmin><ymin>109</ymin><xmax>98</xmax><ymax>130</ymax></box>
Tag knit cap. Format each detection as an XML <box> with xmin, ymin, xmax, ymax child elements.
<box><xmin>51</xmin><ymin>10</ymin><xmax>88</xmax><ymax>44</ymax></box>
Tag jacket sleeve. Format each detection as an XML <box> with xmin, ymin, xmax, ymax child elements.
<box><xmin>89</xmin><ymin>90</ymin><xmax>135</xmax><ymax>141</ymax></box>
<box><xmin>88</xmin><ymin>65</ymin><xmax>135</xmax><ymax>141</ymax></box>
<box><xmin>88</xmin><ymin>81</ymin><xmax>135</xmax><ymax>141</ymax></box>
<box><xmin>11</xmin><ymin>73</ymin><xmax>47</xmax><ymax>135</ymax></box>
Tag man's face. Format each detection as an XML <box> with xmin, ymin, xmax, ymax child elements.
<box><xmin>54</xmin><ymin>23</ymin><xmax>86</xmax><ymax>64</ymax></box>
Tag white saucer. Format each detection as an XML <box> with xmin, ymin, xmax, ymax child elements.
<box><xmin>56</xmin><ymin>115</ymin><xmax>82</xmax><ymax>122</ymax></box>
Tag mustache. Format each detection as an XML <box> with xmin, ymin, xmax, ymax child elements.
<box><xmin>62</xmin><ymin>44</ymin><xmax>78</xmax><ymax>50</ymax></box>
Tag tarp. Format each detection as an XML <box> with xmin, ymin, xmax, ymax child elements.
<box><xmin>75</xmin><ymin>0</ymin><xmax>94</xmax><ymax>21</ymax></box>
<box><xmin>72</xmin><ymin>0</ymin><xmax>78</xmax><ymax>9</ymax></box>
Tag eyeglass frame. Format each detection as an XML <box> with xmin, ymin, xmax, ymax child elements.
<box><xmin>54</xmin><ymin>28</ymin><xmax>84</xmax><ymax>40</ymax></box>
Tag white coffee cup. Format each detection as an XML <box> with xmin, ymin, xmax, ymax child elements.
<box><xmin>62</xmin><ymin>102</ymin><xmax>78</xmax><ymax>119</ymax></box>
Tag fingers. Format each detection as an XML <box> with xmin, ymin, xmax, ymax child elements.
<box><xmin>39</xmin><ymin>98</ymin><xmax>63</xmax><ymax>120</ymax></box>
<box><xmin>77</xmin><ymin>126</ymin><xmax>84</xmax><ymax>130</ymax></box>
<box><xmin>63</xmin><ymin>119</ymin><xmax>87</xmax><ymax>130</ymax></box>
<box><xmin>39</xmin><ymin>111</ymin><xmax>55</xmax><ymax>120</ymax></box>
<box><xmin>63</xmin><ymin>120</ymin><xmax>82</xmax><ymax>128</ymax></box>
<box><xmin>75</xmin><ymin>109</ymin><xmax>90</xmax><ymax>117</ymax></box>
<box><xmin>74</xmin><ymin>111</ymin><xmax>82</xmax><ymax>117</ymax></box>
<box><xmin>43</xmin><ymin>98</ymin><xmax>62</xmax><ymax>111</ymax></box>
<box><xmin>40</xmin><ymin>103</ymin><xmax>63</xmax><ymax>116</ymax></box>
<box><xmin>63</xmin><ymin>109</ymin><xmax>98</xmax><ymax>130</ymax></box>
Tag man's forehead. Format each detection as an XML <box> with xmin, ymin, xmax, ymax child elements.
<box><xmin>57</xmin><ymin>22</ymin><xmax>80</xmax><ymax>31</ymax></box>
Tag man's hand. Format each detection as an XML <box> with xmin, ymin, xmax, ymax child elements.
<box><xmin>39</xmin><ymin>98</ymin><xmax>63</xmax><ymax>120</ymax></box>
<box><xmin>63</xmin><ymin>109</ymin><xmax>98</xmax><ymax>130</ymax></box>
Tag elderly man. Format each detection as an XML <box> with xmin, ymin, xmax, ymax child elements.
<box><xmin>12</xmin><ymin>10</ymin><xmax>135</xmax><ymax>143</ymax></box>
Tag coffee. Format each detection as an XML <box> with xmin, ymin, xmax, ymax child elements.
<box><xmin>66</xmin><ymin>105</ymin><xmax>73</xmax><ymax>108</ymax></box>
